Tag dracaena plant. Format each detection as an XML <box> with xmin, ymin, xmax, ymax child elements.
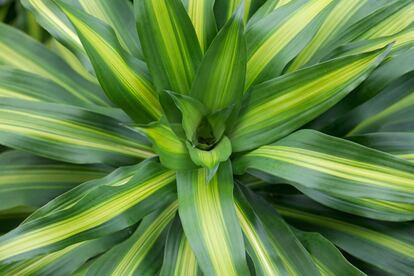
<box><xmin>0</xmin><ymin>0</ymin><xmax>413</xmax><ymax>275</ymax></box>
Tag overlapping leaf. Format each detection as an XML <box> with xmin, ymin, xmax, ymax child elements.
<box><xmin>57</xmin><ymin>2</ymin><xmax>162</xmax><ymax>123</ymax></box>
<box><xmin>0</xmin><ymin>150</ymin><xmax>108</xmax><ymax>211</ymax></box>
<box><xmin>135</xmin><ymin>0</ymin><xmax>202</xmax><ymax>94</ymax></box>
<box><xmin>160</xmin><ymin>216</ymin><xmax>199</xmax><ymax>276</ymax></box>
<box><xmin>235</xmin><ymin>184</ymin><xmax>320</xmax><ymax>276</ymax></box>
<box><xmin>177</xmin><ymin>161</ymin><xmax>249</xmax><ymax>275</ymax></box>
<box><xmin>0</xmin><ymin>159</ymin><xmax>175</xmax><ymax>264</ymax></box>
<box><xmin>0</xmin><ymin>22</ymin><xmax>107</xmax><ymax>106</ymax></box>
<box><xmin>230</xmin><ymin>46</ymin><xmax>390</xmax><ymax>152</ymax></box>
<box><xmin>273</xmin><ymin>195</ymin><xmax>414</xmax><ymax>275</ymax></box>
<box><xmin>0</xmin><ymin>99</ymin><xmax>154</xmax><ymax>164</ymax></box>
<box><xmin>234</xmin><ymin>129</ymin><xmax>414</xmax><ymax>216</ymax></box>
<box><xmin>87</xmin><ymin>201</ymin><xmax>178</xmax><ymax>275</ymax></box>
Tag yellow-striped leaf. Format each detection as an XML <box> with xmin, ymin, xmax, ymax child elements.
<box><xmin>245</xmin><ymin>0</ymin><xmax>334</xmax><ymax>88</ymax></box>
<box><xmin>58</xmin><ymin>2</ymin><xmax>162</xmax><ymax>123</ymax></box>
<box><xmin>273</xmin><ymin>195</ymin><xmax>414</xmax><ymax>275</ymax></box>
<box><xmin>0</xmin><ymin>230</ymin><xmax>129</xmax><ymax>276</ymax></box>
<box><xmin>0</xmin><ymin>150</ymin><xmax>108</xmax><ymax>211</ymax></box>
<box><xmin>135</xmin><ymin>0</ymin><xmax>202</xmax><ymax>94</ymax></box>
<box><xmin>328</xmin><ymin>70</ymin><xmax>414</xmax><ymax>136</ymax></box>
<box><xmin>177</xmin><ymin>161</ymin><xmax>249</xmax><ymax>275</ymax></box>
<box><xmin>235</xmin><ymin>184</ymin><xmax>320</xmax><ymax>276</ymax></box>
<box><xmin>160</xmin><ymin>216</ymin><xmax>200</xmax><ymax>276</ymax></box>
<box><xmin>87</xmin><ymin>201</ymin><xmax>178</xmax><ymax>275</ymax></box>
<box><xmin>0</xmin><ymin>159</ymin><xmax>175</xmax><ymax>264</ymax></box>
<box><xmin>0</xmin><ymin>22</ymin><xmax>108</xmax><ymax>107</ymax></box>
<box><xmin>294</xmin><ymin>230</ymin><xmax>364</xmax><ymax>276</ymax></box>
<box><xmin>0</xmin><ymin>66</ymin><xmax>93</xmax><ymax>106</ymax></box>
<box><xmin>233</xmin><ymin>129</ymin><xmax>414</xmax><ymax>209</ymax></box>
<box><xmin>137</xmin><ymin>122</ymin><xmax>195</xmax><ymax>170</ymax></box>
<box><xmin>21</xmin><ymin>0</ymin><xmax>85</xmax><ymax>56</ymax></box>
<box><xmin>186</xmin><ymin>136</ymin><xmax>232</xmax><ymax>169</ymax></box>
<box><xmin>350</xmin><ymin>132</ymin><xmax>414</xmax><ymax>163</ymax></box>
<box><xmin>77</xmin><ymin>0</ymin><xmax>143</xmax><ymax>58</ymax></box>
<box><xmin>230</xmin><ymin>46</ymin><xmax>390</xmax><ymax>152</ymax></box>
<box><xmin>287</xmin><ymin>0</ymin><xmax>369</xmax><ymax>71</ymax></box>
<box><xmin>0</xmin><ymin>99</ymin><xmax>154</xmax><ymax>165</ymax></box>
<box><xmin>182</xmin><ymin>0</ymin><xmax>217</xmax><ymax>52</ymax></box>
<box><xmin>190</xmin><ymin>5</ymin><xmax>246</xmax><ymax>113</ymax></box>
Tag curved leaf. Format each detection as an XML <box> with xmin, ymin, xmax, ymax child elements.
<box><xmin>21</xmin><ymin>0</ymin><xmax>85</xmax><ymax>56</ymax></box>
<box><xmin>160</xmin><ymin>216</ymin><xmax>199</xmax><ymax>276</ymax></box>
<box><xmin>57</xmin><ymin>2</ymin><xmax>162</xmax><ymax>123</ymax></box>
<box><xmin>135</xmin><ymin>0</ymin><xmax>202</xmax><ymax>94</ymax></box>
<box><xmin>0</xmin><ymin>159</ymin><xmax>176</xmax><ymax>264</ymax></box>
<box><xmin>0</xmin><ymin>99</ymin><xmax>154</xmax><ymax>165</ymax></box>
<box><xmin>177</xmin><ymin>161</ymin><xmax>249</xmax><ymax>275</ymax></box>
<box><xmin>137</xmin><ymin>123</ymin><xmax>194</xmax><ymax>170</ymax></box>
<box><xmin>0</xmin><ymin>66</ymin><xmax>93</xmax><ymax>106</ymax></box>
<box><xmin>235</xmin><ymin>184</ymin><xmax>320</xmax><ymax>276</ymax></box>
<box><xmin>327</xmin><ymin>71</ymin><xmax>414</xmax><ymax>136</ymax></box>
<box><xmin>273</xmin><ymin>195</ymin><xmax>414</xmax><ymax>275</ymax></box>
<box><xmin>349</xmin><ymin>132</ymin><xmax>414</xmax><ymax>163</ymax></box>
<box><xmin>0</xmin><ymin>22</ymin><xmax>107</xmax><ymax>107</ymax></box>
<box><xmin>0</xmin><ymin>150</ymin><xmax>108</xmax><ymax>211</ymax></box>
<box><xmin>182</xmin><ymin>0</ymin><xmax>216</xmax><ymax>52</ymax></box>
<box><xmin>87</xmin><ymin>201</ymin><xmax>178</xmax><ymax>276</ymax></box>
<box><xmin>0</xmin><ymin>230</ymin><xmax>131</xmax><ymax>276</ymax></box>
<box><xmin>294</xmin><ymin>230</ymin><xmax>364</xmax><ymax>276</ymax></box>
<box><xmin>245</xmin><ymin>0</ymin><xmax>334</xmax><ymax>88</ymax></box>
<box><xmin>233</xmin><ymin>129</ymin><xmax>414</xmax><ymax>205</ymax></box>
<box><xmin>77</xmin><ymin>0</ymin><xmax>143</xmax><ymax>58</ymax></box>
<box><xmin>287</xmin><ymin>0</ymin><xmax>371</xmax><ymax>71</ymax></box>
<box><xmin>230</xmin><ymin>46</ymin><xmax>390</xmax><ymax>152</ymax></box>
<box><xmin>190</xmin><ymin>5</ymin><xmax>246</xmax><ymax>113</ymax></box>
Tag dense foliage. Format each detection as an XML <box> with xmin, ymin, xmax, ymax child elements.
<box><xmin>0</xmin><ymin>0</ymin><xmax>413</xmax><ymax>275</ymax></box>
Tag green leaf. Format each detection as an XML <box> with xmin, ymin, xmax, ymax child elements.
<box><xmin>87</xmin><ymin>201</ymin><xmax>178</xmax><ymax>276</ymax></box>
<box><xmin>294</xmin><ymin>230</ymin><xmax>364</xmax><ymax>276</ymax></box>
<box><xmin>186</xmin><ymin>136</ymin><xmax>232</xmax><ymax>169</ymax></box>
<box><xmin>182</xmin><ymin>0</ymin><xmax>217</xmax><ymax>52</ymax></box>
<box><xmin>160</xmin><ymin>216</ymin><xmax>200</xmax><ymax>276</ymax></box>
<box><xmin>0</xmin><ymin>22</ymin><xmax>108</xmax><ymax>107</ymax></box>
<box><xmin>287</xmin><ymin>0</ymin><xmax>375</xmax><ymax>72</ymax></box>
<box><xmin>332</xmin><ymin>0</ymin><xmax>414</xmax><ymax>46</ymax></box>
<box><xmin>273</xmin><ymin>195</ymin><xmax>414</xmax><ymax>275</ymax></box>
<box><xmin>235</xmin><ymin>184</ymin><xmax>320</xmax><ymax>276</ymax></box>
<box><xmin>0</xmin><ymin>150</ymin><xmax>108</xmax><ymax>211</ymax></box>
<box><xmin>230</xmin><ymin>46</ymin><xmax>390</xmax><ymax>152</ymax></box>
<box><xmin>0</xmin><ymin>66</ymin><xmax>93</xmax><ymax>106</ymax></box>
<box><xmin>349</xmin><ymin>132</ymin><xmax>414</xmax><ymax>163</ymax></box>
<box><xmin>329</xmin><ymin>26</ymin><xmax>414</xmax><ymax>59</ymax></box>
<box><xmin>296</xmin><ymin>186</ymin><xmax>414</xmax><ymax>222</ymax></box>
<box><xmin>244</xmin><ymin>0</ymin><xmax>334</xmax><ymax>88</ymax></box>
<box><xmin>47</xmin><ymin>39</ymin><xmax>97</xmax><ymax>84</ymax></box>
<box><xmin>21</xmin><ymin>0</ymin><xmax>86</xmax><ymax>57</ymax></box>
<box><xmin>161</xmin><ymin>91</ymin><xmax>206</xmax><ymax>142</ymax></box>
<box><xmin>0</xmin><ymin>99</ymin><xmax>154</xmax><ymax>165</ymax></box>
<box><xmin>310</xmin><ymin>49</ymin><xmax>414</xmax><ymax>131</ymax></box>
<box><xmin>177</xmin><ymin>161</ymin><xmax>249</xmax><ymax>275</ymax></box>
<box><xmin>326</xmin><ymin>71</ymin><xmax>414</xmax><ymax>136</ymax></box>
<box><xmin>233</xmin><ymin>129</ymin><xmax>414</xmax><ymax>207</ymax></box>
<box><xmin>190</xmin><ymin>5</ymin><xmax>246</xmax><ymax>113</ymax></box>
<box><xmin>214</xmin><ymin>0</ymin><xmax>264</xmax><ymax>27</ymax></box>
<box><xmin>0</xmin><ymin>229</ymin><xmax>130</xmax><ymax>276</ymax></box>
<box><xmin>135</xmin><ymin>0</ymin><xmax>202</xmax><ymax>94</ymax></box>
<box><xmin>0</xmin><ymin>159</ymin><xmax>176</xmax><ymax>264</ymax></box>
<box><xmin>57</xmin><ymin>2</ymin><xmax>162</xmax><ymax>123</ymax></box>
<box><xmin>77</xmin><ymin>0</ymin><xmax>143</xmax><ymax>58</ymax></box>
<box><xmin>137</xmin><ymin>122</ymin><xmax>195</xmax><ymax>170</ymax></box>
<box><xmin>26</xmin><ymin>163</ymin><xmax>143</xmax><ymax>222</ymax></box>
